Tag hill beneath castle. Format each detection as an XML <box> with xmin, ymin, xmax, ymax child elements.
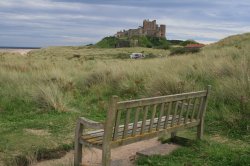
<box><xmin>95</xmin><ymin>36</ymin><xmax>201</xmax><ymax>49</ymax></box>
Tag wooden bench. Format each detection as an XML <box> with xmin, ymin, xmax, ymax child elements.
<box><xmin>74</xmin><ymin>85</ymin><xmax>211</xmax><ymax>166</ymax></box>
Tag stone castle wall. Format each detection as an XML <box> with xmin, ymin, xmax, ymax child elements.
<box><xmin>116</xmin><ymin>19</ymin><xmax>166</xmax><ymax>38</ymax></box>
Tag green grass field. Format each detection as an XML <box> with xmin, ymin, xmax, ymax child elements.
<box><xmin>0</xmin><ymin>33</ymin><xmax>249</xmax><ymax>165</ymax></box>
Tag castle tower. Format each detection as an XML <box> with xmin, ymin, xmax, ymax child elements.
<box><xmin>160</xmin><ymin>25</ymin><xmax>166</xmax><ymax>38</ymax></box>
<box><xmin>143</xmin><ymin>20</ymin><xmax>157</xmax><ymax>31</ymax></box>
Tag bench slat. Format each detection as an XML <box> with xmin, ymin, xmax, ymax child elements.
<box><xmin>149</xmin><ymin>104</ymin><xmax>157</xmax><ymax>132</ymax></box>
<box><xmin>113</xmin><ymin>109</ymin><xmax>121</xmax><ymax>141</ymax></box>
<box><xmin>197</xmin><ymin>97</ymin><xmax>204</xmax><ymax>119</ymax></box>
<box><xmin>171</xmin><ymin>102</ymin><xmax>178</xmax><ymax>127</ymax></box>
<box><xmin>141</xmin><ymin>106</ymin><xmax>149</xmax><ymax>134</ymax></box>
<box><xmin>191</xmin><ymin>98</ymin><xmax>197</xmax><ymax>122</ymax></box>
<box><xmin>132</xmin><ymin>107</ymin><xmax>140</xmax><ymax>136</ymax></box>
<box><xmin>178</xmin><ymin>100</ymin><xmax>185</xmax><ymax>125</ymax></box>
<box><xmin>184</xmin><ymin>98</ymin><xmax>192</xmax><ymax>124</ymax></box>
<box><xmin>117</xmin><ymin>91</ymin><xmax>207</xmax><ymax>109</ymax></box>
<box><xmin>123</xmin><ymin>108</ymin><xmax>131</xmax><ymax>139</ymax></box>
<box><xmin>157</xmin><ymin>103</ymin><xmax>165</xmax><ymax>131</ymax></box>
<box><xmin>164</xmin><ymin>102</ymin><xmax>172</xmax><ymax>128</ymax></box>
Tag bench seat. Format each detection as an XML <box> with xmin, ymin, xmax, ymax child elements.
<box><xmin>80</xmin><ymin>115</ymin><xmax>197</xmax><ymax>148</ymax></box>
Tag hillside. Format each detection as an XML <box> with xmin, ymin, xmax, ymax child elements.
<box><xmin>0</xmin><ymin>33</ymin><xmax>249</xmax><ymax>165</ymax></box>
<box><xmin>95</xmin><ymin>36</ymin><xmax>169</xmax><ymax>49</ymax></box>
<box><xmin>211</xmin><ymin>32</ymin><xmax>250</xmax><ymax>47</ymax></box>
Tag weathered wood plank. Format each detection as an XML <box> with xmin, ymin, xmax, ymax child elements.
<box><xmin>191</xmin><ymin>98</ymin><xmax>197</xmax><ymax>122</ymax></box>
<box><xmin>178</xmin><ymin>100</ymin><xmax>185</xmax><ymax>125</ymax></box>
<box><xmin>102</xmin><ymin>96</ymin><xmax>118</xmax><ymax>166</ymax></box>
<box><xmin>117</xmin><ymin>91</ymin><xmax>207</xmax><ymax>109</ymax></box>
<box><xmin>141</xmin><ymin>106</ymin><xmax>149</xmax><ymax>134</ymax></box>
<box><xmin>197</xmin><ymin>85</ymin><xmax>211</xmax><ymax>139</ymax></box>
<box><xmin>74</xmin><ymin>119</ymin><xmax>84</xmax><ymax>166</ymax></box>
<box><xmin>78</xmin><ymin>117</ymin><xmax>104</xmax><ymax>129</ymax></box>
<box><xmin>196</xmin><ymin>97</ymin><xmax>204</xmax><ymax>120</ymax></box>
<box><xmin>123</xmin><ymin>108</ymin><xmax>131</xmax><ymax>139</ymax></box>
<box><xmin>171</xmin><ymin>102</ymin><xmax>179</xmax><ymax>127</ymax></box>
<box><xmin>164</xmin><ymin>102</ymin><xmax>172</xmax><ymax>129</ymax></box>
<box><xmin>157</xmin><ymin>103</ymin><xmax>165</xmax><ymax>131</ymax></box>
<box><xmin>184</xmin><ymin>98</ymin><xmax>192</xmax><ymax>124</ymax></box>
<box><xmin>149</xmin><ymin>104</ymin><xmax>157</xmax><ymax>132</ymax></box>
<box><xmin>113</xmin><ymin>109</ymin><xmax>121</xmax><ymax>141</ymax></box>
<box><xmin>132</xmin><ymin>107</ymin><xmax>140</xmax><ymax>136</ymax></box>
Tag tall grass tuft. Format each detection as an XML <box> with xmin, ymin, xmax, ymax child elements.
<box><xmin>32</xmin><ymin>83</ymin><xmax>72</xmax><ymax>112</ymax></box>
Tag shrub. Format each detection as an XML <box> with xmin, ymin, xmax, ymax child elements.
<box><xmin>170</xmin><ymin>47</ymin><xmax>201</xmax><ymax>55</ymax></box>
<box><xmin>180</xmin><ymin>39</ymin><xmax>199</xmax><ymax>46</ymax></box>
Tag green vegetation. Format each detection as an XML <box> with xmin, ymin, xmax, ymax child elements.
<box><xmin>0</xmin><ymin>33</ymin><xmax>249</xmax><ymax>165</ymax></box>
<box><xmin>96</xmin><ymin>36</ymin><xmax>170</xmax><ymax>49</ymax></box>
<box><xmin>168</xmin><ymin>39</ymin><xmax>199</xmax><ymax>46</ymax></box>
<box><xmin>170</xmin><ymin>47</ymin><xmax>201</xmax><ymax>55</ymax></box>
<box><xmin>136</xmin><ymin>36</ymin><xmax>169</xmax><ymax>49</ymax></box>
<box><xmin>137</xmin><ymin>139</ymin><xmax>250</xmax><ymax>166</ymax></box>
<box><xmin>95</xmin><ymin>36</ymin><xmax>201</xmax><ymax>51</ymax></box>
<box><xmin>95</xmin><ymin>36</ymin><xmax>121</xmax><ymax>48</ymax></box>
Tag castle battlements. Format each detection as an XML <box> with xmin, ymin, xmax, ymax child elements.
<box><xmin>116</xmin><ymin>19</ymin><xmax>166</xmax><ymax>38</ymax></box>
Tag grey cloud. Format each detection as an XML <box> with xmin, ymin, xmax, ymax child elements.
<box><xmin>0</xmin><ymin>0</ymin><xmax>249</xmax><ymax>47</ymax></box>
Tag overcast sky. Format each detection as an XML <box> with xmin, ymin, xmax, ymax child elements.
<box><xmin>0</xmin><ymin>0</ymin><xmax>250</xmax><ymax>47</ymax></box>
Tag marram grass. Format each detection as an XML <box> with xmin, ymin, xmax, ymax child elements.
<box><xmin>0</xmin><ymin>33</ymin><xmax>249</xmax><ymax>165</ymax></box>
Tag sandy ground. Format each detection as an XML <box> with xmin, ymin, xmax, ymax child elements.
<box><xmin>0</xmin><ymin>49</ymin><xmax>36</xmax><ymax>55</ymax></box>
<box><xmin>34</xmin><ymin>138</ymin><xmax>179</xmax><ymax>166</ymax></box>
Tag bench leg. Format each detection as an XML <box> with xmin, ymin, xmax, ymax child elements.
<box><xmin>197</xmin><ymin>118</ymin><xmax>204</xmax><ymax>139</ymax></box>
<box><xmin>102</xmin><ymin>146</ymin><xmax>111</xmax><ymax>166</ymax></box>
<box><xmin>74</xmin><ymin>120</ymin><xmax>84</xmax><ymax>166</ymax></box>
<box><xmin>74</xmin><ymin>142</ymin><xmax>83</xmax><ymax>166</ymax></box>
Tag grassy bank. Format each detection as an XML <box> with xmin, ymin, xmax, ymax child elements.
<box><xmin>137</xmin><ymin>138</ymin><xmax>250</xmax><ymax>166</ymax></box>
<box><xmin>0</xmin><ymin>33</ymin><xmax>249</xmax><ymax>165</ymax></box>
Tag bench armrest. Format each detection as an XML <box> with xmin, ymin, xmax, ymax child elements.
<box><xmin>78</xmin><ymin>117</ymin><xmax>104</xmax><ymax>129</ymax></box>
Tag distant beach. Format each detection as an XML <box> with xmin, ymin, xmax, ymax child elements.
<box><xmin>0</xmin><ymin>47</ymin><xmax>40</xmax><ymax>55</ymax></box>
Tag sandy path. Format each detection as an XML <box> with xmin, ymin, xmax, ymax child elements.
<box><xmin>34</xmin><ymin>138</ymin><xmax>164</xmax><ymax>166</ymax></box>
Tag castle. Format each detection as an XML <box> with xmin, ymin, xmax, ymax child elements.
<box><xmin>116</xmin><ymin>19</ymin><xmax>166</xmax><ymax>38</ymax></box>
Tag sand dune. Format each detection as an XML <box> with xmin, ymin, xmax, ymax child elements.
<box><xmin>0</xmin><ymin>48</ymin><xmax>38</xmax><ymax>55</ymax></box>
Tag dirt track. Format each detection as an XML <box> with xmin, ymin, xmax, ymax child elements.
<box><xmin>34</xmin><ymin>138</ymin><xmax>179</xmax><ymax>166</ymax></box>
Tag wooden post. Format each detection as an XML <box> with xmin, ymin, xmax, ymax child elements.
<box><xmin>74</xmin><ymin>119</ymin><xmax>84</xmax><ymax>166</ymax></box>
<box><xmin>197</xmin><ymin>85</ymin><xmax>211</xmax><ymax>139</ymax></box>
<box><xmin>102</xmin><ymin>96</ymin><xmax>118</xmax><ymax>166</ymax></box>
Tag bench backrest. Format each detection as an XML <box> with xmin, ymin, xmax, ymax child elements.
<box><xmin>103</xmin><ymin>85</ymin><xmax>211</xmax><ymax>147</ymax></box>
